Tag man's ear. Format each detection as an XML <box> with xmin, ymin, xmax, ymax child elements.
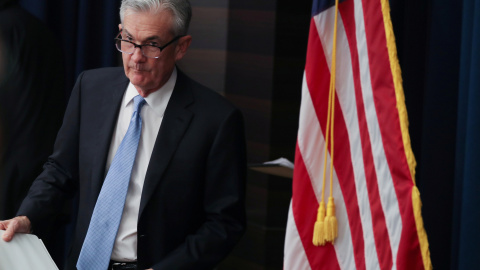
<box><xmin>175</xmin><ymin>35</ymin><xmax>192</xmax><ymax>61</ymax></box>
<box><xmin>118</xmin><ymin>24</ymin><xmax>122</xmax><ymax>31</ymax></box>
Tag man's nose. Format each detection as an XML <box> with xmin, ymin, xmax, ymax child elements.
<box><xmin>131</xmin><ymin>47</ymin><xmax>145</xmax><ymax>62</ymax></box>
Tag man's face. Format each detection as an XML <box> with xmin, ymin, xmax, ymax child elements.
<box><xmin>120</xmin><ymin>9</ymin><xmax>190</xmax><ymax>97</ymax></box>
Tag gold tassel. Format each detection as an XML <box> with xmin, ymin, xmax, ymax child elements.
<box><xmin>312</xmin><ymin>0</ymin><xmax>341</xmax><ymax>247</ymax></box>
<box><xmin>312</xmin><ymin>201</ymin><xmax>326</xmax><ymax>246</ymax></box>
<box><xmin>324</xmin><ymin>196</ymin><xmax>338</xmax><ymax>243</ymax></box>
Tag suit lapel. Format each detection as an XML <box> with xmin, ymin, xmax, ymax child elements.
<box><xmin>90</xmin><ymin>72</ymin><xmax>129</xmax><ymax>195</ymax></box>
<box><xmin>139</xmin><ymin>71</ymin><xmax>194</xmax><ymax>216</ymax></box>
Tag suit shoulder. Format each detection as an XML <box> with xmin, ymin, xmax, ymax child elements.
<box><xmin>79</xmin><ymin>67</ymin><xmax>126</xmax><ymax>84</ymax></box>
<box><xmin>72</xmin><ymin>67</ymin><xmax>128</xmax><ymax>99</ymax></box>
<box><xmin>179</xmin><ymin>73</ymin><xmax>237</xmax><ymax>114</ymax></box>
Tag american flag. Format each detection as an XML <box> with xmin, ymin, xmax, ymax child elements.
<box><xmin>284</xmin><ymin>0</ymin><xmax>432</xmax><ymax>269</ymax></box>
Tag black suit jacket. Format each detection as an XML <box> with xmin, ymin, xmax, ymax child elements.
<box><xmin>18</xmin><ymin>67</ymin><xmax>247</xmax><ymax>270</ymax></box>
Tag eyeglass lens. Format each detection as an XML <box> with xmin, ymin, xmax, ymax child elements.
<box><xmin>115</xmin><ymin>40</ymin><xmax>161</xmax><ymax>58</ymax></box>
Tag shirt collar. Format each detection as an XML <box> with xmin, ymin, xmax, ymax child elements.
<box><xmin>123</xmin><ymin>67</ymin><xmax>177</xmax><ymax>117</ymax></box>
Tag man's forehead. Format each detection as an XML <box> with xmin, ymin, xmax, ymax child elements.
<box><xmin>122</xmin><ymin>10</ymin><xmax>174</xmax><ymax>38</ymax></box>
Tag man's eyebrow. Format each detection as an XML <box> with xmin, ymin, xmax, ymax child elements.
<box><xmin>122</xmin><ymin>29</ymin><xmax>161</xmax><ymax>42</ymax></box>
<box><xmin>123</xmin><ymin>28</ymin><xmax>132</xmax><ymax>36</ymax></box>
<box><xmin>144</xmin><ymin>35</ymin><xmax>161</xmax><ymax>42</ymax></box>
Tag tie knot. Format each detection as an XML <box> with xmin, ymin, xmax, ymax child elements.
<box><xmin>133</xmin><ymin>95</ymin><xmax>146</xmax><ymax>113</ymax></box>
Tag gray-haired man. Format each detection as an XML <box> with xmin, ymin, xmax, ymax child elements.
<box><xmin>0</xmin><ymin>1</ymin><xmax>246</xmax><ymax>269</ymax></box>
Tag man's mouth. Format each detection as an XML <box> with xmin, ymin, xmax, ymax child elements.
<box><xmin>130</xmin><ymin>65</ymin><xmax>148</xmax><ymax>72</ymax></box>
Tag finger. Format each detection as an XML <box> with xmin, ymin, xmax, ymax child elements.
<box><xmin>2</xmin><ymin>231</ymin><xmax>12</xmax><ymax>242</ymax></box>
<box><xmin>1</xmin><ymin>221</ymin><xmax>11</xmax><ymax>241</ymax></box>
<box><xmin>2</xmin><ymin>220</ymin><xmax>18</xmax><ymax>242</ymax></box>
<box><xmin>0</xmin><ymin>221</ymin><xmax>6</xmax><ymax>230</ymax></box>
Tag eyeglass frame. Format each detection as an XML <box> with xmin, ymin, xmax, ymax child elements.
<box><xmin>114</xmin><ymin>30</ymin><xmax>186</xmax><ymax>59</ymax></box>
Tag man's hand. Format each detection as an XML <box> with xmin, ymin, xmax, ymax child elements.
<box><xmin>0</xmin><ymin>216</ymin><xmax>32</xmax><ymax>242</ymax></box>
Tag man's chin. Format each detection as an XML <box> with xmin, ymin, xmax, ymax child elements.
<box><xmin>128</xmin><ymin>68</ymin><xmax>150</xmax><ymax>78</ymax></box>
<box><xmin>129</xmin><ymin>74</ymin><xmax>148</xmax><ymax>85</ymax></box>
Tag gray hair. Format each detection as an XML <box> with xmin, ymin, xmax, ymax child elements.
<box><xmin>120</xmin><ymin>0</ymin><xmax>192</xmax><ymax>36</ymax></box>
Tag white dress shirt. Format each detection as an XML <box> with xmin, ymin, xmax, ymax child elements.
<box><xmin>107</xmin><ymin>68</ymin><xmax>176</xmax><ymax>261</ymax></box>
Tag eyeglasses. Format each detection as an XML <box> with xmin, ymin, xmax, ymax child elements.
<box><xmin>114</xmin><ymin>31</ymin><xmax>185</xmax><ymax>59</ymax></box>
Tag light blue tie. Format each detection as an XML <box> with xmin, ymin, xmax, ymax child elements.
<box><xmin>77</xmin><ymin>95</ymin><xmax>146</xmax><ymax>270</ymax></box>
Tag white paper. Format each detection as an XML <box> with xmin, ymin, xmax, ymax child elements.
<box><xmin>0</xmin><ymin>230</ymin><xmax>58</xmax><ymax>270</ymax></box>
<box><xmin>263</xmin><ymin>157</ymin><xmax>294</xmax><ymax>169</ymax></box>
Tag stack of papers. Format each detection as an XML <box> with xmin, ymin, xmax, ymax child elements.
<box><xmin>249</xmin><ymin>157</ymin><xmax>294</xmax><ymax>178</ymax></box>
<box><xmin>0</xmin><ymin>230</ymin><xmax>58</xmax><ymax>270</ymax></box>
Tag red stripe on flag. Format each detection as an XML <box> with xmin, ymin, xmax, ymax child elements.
<box><xmin>292</xmin><ymin>144</ymin><xmax>340</xmax><ymax>270</ymax></box>
<box><xmin>361</xmin><ymin>0</ymin><xmax>424</xmax><ymax>268</ymax></box>
<box><xmin>305</xmin><ymin>18</ymin><xmax>366</xmax><ymax>270</ymax></box>
<box><xmin>338</xmin><ymin>1</ymin><xmax>394</xmax><ymax>269</ymax></box>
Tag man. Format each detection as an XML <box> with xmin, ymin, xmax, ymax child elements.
<box><xmin>0</xmin><ymin>0</ymin><xmax>247</xmax><ymax>269</ymax></box>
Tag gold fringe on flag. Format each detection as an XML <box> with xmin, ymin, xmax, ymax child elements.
<box><xmin>379</xmin><ymin>0</ymin><xmax>432</xmax><ymax>268</ymax></box>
